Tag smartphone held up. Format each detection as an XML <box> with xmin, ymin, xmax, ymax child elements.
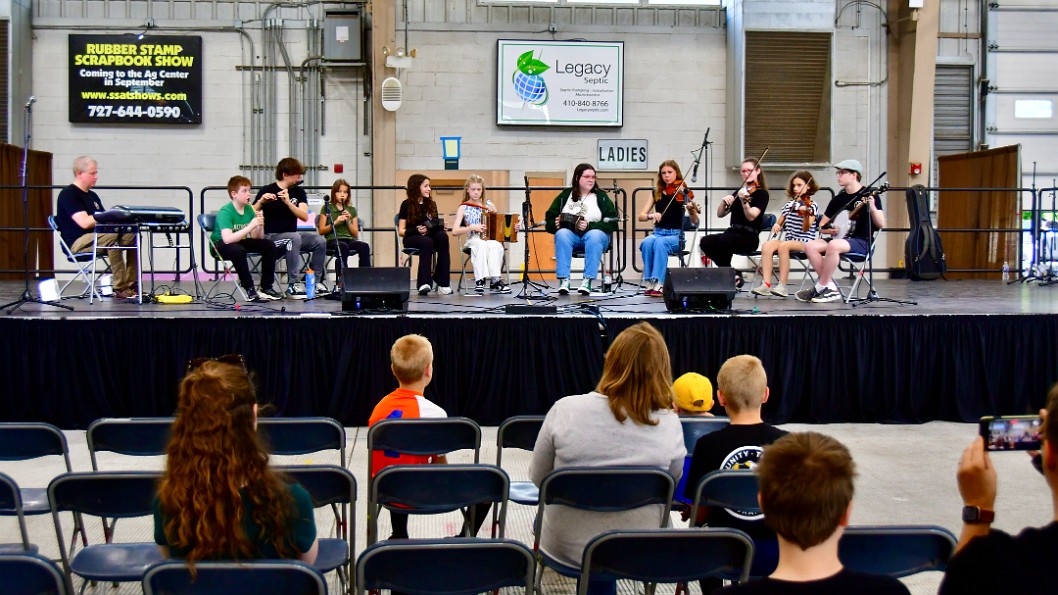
<box><xmin>979</xmin><ymin>415</ymin><xmax>1043</xmax><ymax>451</ymax></box>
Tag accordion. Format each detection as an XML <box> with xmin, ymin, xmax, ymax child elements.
<box><xmin>558</xmin><ymin>212</ymin><xmax>585</xmax><ymax>234</ymax></box>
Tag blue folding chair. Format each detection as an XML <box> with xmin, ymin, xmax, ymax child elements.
<box><xmin>533</xmin><ymin>466</ymin><xmax>675</xmax><ymax>590</ymax></box>
<box><xmin>356</xmin><ymin>538</ymin><xmax>535</xmax><ymax>595</ymax></box>
<box><xmin>0</xmin><ymin>551</ymin><xmax>70</xmax><ymax>595</ymax></box>
<box><xmin>579</xmin><ymin>528</ymin><xmax>755</xmax><ymax>595</ymax></box>
<box><xmin>675</xmin><ymin>417</ymin><xmax>730</xmax><ymax>509</ymax></box>
<box><xmin>837</xmin><ymin>233</ymin><xmax>880</xmax><ymax>303</ymax></box>
<box><xmin>87</xmin><ymin>417</ymin><xmax>172</xmax><ymax>470</ymax></box>
<box><xmin>366</xmin><ymin>417</ymin><xmax>482</xmax><ymax>542</ymax></box>
<box><xmin>143</xmin><ymin>560</ymin><xmax>327</xmax><ymax>595</ymax></box>
<box><xmin>280</xmin><ymin>465</ymin><xmax>357</xmax><ymax>594</ymax></box>
<box><xmin>0</xmin><ymin>423</ymin><xmax>83</xmax><ymax>551</ymax></box>
<box><xmin>690</xmin><ymin>469</ymin><xmax>779</xmax><ymax>580</ymax></box>
<box><xmin>369</xmin><ymin>464</ymin><xmax>509</xmax><ymax>545</ymax></box>
<box><xmin>839</xmin><ymin>525</ymin><xmax>958</xmax><ymax>578</ymax></box>
<box><xmin>259</xmin><ymin>417</ymin><xmax>347</xmax><ymax>467</ymax></box>
<box><xmin>0</xmin><ymin>471</ymin><xmax>34</xmax><ymax>553</ymax></box>
<box><xmin>48</xmin><ymin>471</ymin><xmax>165</xmax><ymax>593</ymax></box>
<box><xmin>493</xmin><ymin>415</ymin><xmax>545</xmax><ymax>535</ymax></box>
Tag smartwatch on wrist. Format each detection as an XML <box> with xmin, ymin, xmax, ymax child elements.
<box><xmin>962</xmin><ymin>505</ymin><xmax>995</xmax><ymax>524</ymax></box>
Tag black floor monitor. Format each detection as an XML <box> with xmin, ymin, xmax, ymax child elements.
<box><xmin>341</xmin><ymin>267</ymin><xmax>410</xmax><ymax>312</ymax></box>
<box><xmin>663</xmin><ymin>267</ymin><xmax>736</xmax><ymax>312</ymax></box>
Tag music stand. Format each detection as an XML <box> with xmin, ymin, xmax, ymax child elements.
<box><xmin>2</xmin><ymin>98</ymin><xmax>74</xmax><ymax>315</ymax></box>
<box><xmin>513</xmin><ymin>177</ymin><xmax>551</xmax><ymax>300</ymax></box>
<box><xmin>846</xmin><ymin>176</ymin><xmax>916</xmax><ymax>307</ymax></box>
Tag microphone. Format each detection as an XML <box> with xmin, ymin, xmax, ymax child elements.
<box><xmin>601</xmin><ymin>216</ymin><xmax>624</xmax><ymax>224</ymax></box>
<box><xmin>25</xmin><ymin>96</ymin><xmax>36</xmax><ymax>108</ymax></box>
<box><xmin>690</xmin><ymin>162</ymin><xmax>699</xmax><ymax>183</ymax></box>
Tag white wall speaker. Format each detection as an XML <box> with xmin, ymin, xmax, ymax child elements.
<box><xmin>381</xmin><ymin>77</ymin><xmax>403</xmax><ymax>111</ymax></box>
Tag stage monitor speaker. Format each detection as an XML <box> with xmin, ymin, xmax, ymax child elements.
<box><xmin>341</xmin><ymin>267</ymin><xmax>410</xmax><ymax>312</ymax></box>
<box><xmin>663</xmin><ymin>267</ymin><xmax>736</xmax><ymax>312</ymax></box>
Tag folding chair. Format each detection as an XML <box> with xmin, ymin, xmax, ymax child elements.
<box><xmin>839</xmin><ymin>525</ymin><xmax>958</xmax><ymax>578</ymax></box>
<box><xmin>48</xmin><ymin>215</ymin><xmax>107</xmax><ymax>300</ymax></box>
<box><xmin>143</xmin><ymin>560</ymin><xmax>327</xmax><ymax>595</ymax></box>
<box><xmin>0</xmin><ymin>551</ymin><xmax>69</xmax><ymax>595</ymax></box>
<box><xmin>533</xmin><ymin>466</ymin><xmax>675</xmax><ymax>591</ymax></box>
<box><xmin>48</xmin><ymin>471</ymin><xmax>165</xmax><ymax>593</ymax></box>
<box><xmin>0</xmin><ymin>471</ymin><xmax>34</xmax><ymax>553</ymax></box>
<box><xmin>280</xmin><ymin>465</ymin><xmax>357</xmax><ymax>594</ymax></box>
<box><xmin>366</xmin><ymin>417</ymin><xmax>483</xmax><ymax>544</ymax></box>
<box><xmin>674</xmin><ymin>417</ymin><xmax>730</xmax><ymax>511</ymax></box>
<box><xmin>837</xmin><ymin>233</ymin><xmax>880</xmax><ymax>303</ymax></box>
<box><xmin>369</xmin><ymin>464</ymin><xmax>509</xmax><ymax>545</ymax></box>
<box><xmin>198</xmin><ymin>212</ymin><xmax>290</xmax><ymax>301</ymax></box>
<box><xmin>356</xmin><ymin>538</ymin><xmax>535</xmax><ymax>595</ymax></box>
<box><xmin>737</xmin><ymin>213</ymin><xmax>777</xmax><ymax>285</ymax></box>
<box><xmin>258</xmin><ymin>416</ymin><xmax>347</xmax><ymax>468</ymax></box>
<box><xmin>493</xmin><ymin>415</ymin><xmax>545</xmax><ymax>535</ymax></box>
<box><xmin>86</xmin><ymin>417</ymin><xmax>172</xmax><ymax>470</ymax></box>
<box><xmin>751</xmin><ymin>230</ymin><xmax>817</xmax><ymax>297</ymax></box>
<box><xmin>456</xmin><ymin>236</ymin><xmax>475</xmax><ymax>294</ymax></box>
<box><xmin>675</xmin><ymin>214</ymin><xmax>700</xmax><ymax>267</ymax></box>
<box><xmin>0</xmin><ymin>423</ymin><xmax>83</xmax><ymax>551</ymax></box>
<box><xmin>690</xmin><ymin>469</ymin><xmax>778</xmax><ymax>580</ymax></box>
<box><xmin>578</xmin><ymin>528</ymin><xmax>755</xmax><ymax>595</ymax></box>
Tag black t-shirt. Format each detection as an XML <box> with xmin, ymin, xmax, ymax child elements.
<box><xmin>684</xmin><ymin>423</ymin><xmax>788</xmax><ymax>540</ymax></box>
<box><xmin>254</xmin><ymin>181</ymin><xmax>307</xmax><ymax>234</ymax></box>
<box><xmin>730</xmin><ymin>188</ymin><xmax>770</xmax><ymax>232</ymax></box>
<box><xmin>655</xmin><ymin>191</ymin><xmax>687</xmax><ymax>230</ymax></box>
<box><xmin>939</xmin><ymin>522</ymin><xmax>1058</xmax><ymax>594</ymax></box>
<box><xmin>55</xmin><ymin>184</ymin><xmax>105</xmax><ymax>247</ymax></box>
<box><xmin>716</xmin><ymin>569</ymin><xmax>910</xmax><ymax>595</ymax></box>
<box><xmin>397</xmin><ymin>198</ymin><xmax>441</xmax><ymax>239</ymax></box>
<box><xmin>822</xmin><ymin>189</ymin><xmax>882</xmax><ymax>241</ymax></box>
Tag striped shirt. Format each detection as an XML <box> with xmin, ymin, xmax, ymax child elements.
<box><xmin>779</xmin><ymin>200</ymin><xmax>820</xmax><ymax>243</ymax></box>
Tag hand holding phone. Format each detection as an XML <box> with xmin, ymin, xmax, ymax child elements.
<box><xmin>979</xmin><ymin>415</ymin><xmax>1043</xmax><ymax>451</ymax></box>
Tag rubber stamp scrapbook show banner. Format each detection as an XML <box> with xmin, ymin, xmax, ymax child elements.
<box><xmin>68</xmin><ymin>34</ymin><xmax>203</xmax><ymax>125</ymax></box>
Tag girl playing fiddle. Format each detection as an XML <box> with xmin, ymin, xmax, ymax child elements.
<box><xmin>699</xmin><ymin>157</ymin><xmax>770</xmax><ymax>288</ymax></box>
<box><xmin>452</xmin><ymin>175</ymin><xmax>511</xmax><ymax>294</ymax></box>
<box><xmin>751</xmin><ymin>171</ymin><xmax>820</xmax><ymax>297</ymax></box>
<box><xmin>638</xmin><ymin>160</ymin><xmax>700</xmax><ymax>297</ymax></box>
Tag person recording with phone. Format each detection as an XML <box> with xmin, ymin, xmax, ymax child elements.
<box><xmin>698</xmin><ymin>157</ymin><xmax>769</xmax><ymax>289</ymax></box>
<box><xmin>253</xmin><ymin>157</ymin><xmax>327</xmax><ymax>298</ymax></box>
<box><xmin>938</xmin><ymin>382</ymin><xmax>1058</xmax><ymax>594</ymax></box>
<box><xmin>795</xmin><ymin>159</ymin><xmax>885</xmax><ymax>304</ymax></box>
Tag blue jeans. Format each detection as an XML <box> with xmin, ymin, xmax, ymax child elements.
<box><xmin>641</xmin><ymin>228</ymin><xmax>681</xmax><ymax>284</ymax></box>
<box><xmin>555</xmin><ymin>228</ymin><xmax>609</xmax><ymax>280</ymax></box>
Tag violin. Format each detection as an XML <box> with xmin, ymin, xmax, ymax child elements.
<box><xmin>794</xmin><ymin>178</ymin><xmax>815</xmax><ymax>232</ymax></box>
<box><xmin>727</xmin><ymin>147</ymin><xmax>769</xmax><ymax>212</ymax></box>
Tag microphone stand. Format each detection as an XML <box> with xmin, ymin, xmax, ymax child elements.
<box><xmin>2</xmin><ymin>98</ymin><xmax>73</xmax><ymax>314</ymax></box>
<box><xmin>513</xmin><ymin>176</ymin><xmax>550</xmax><ymax>300</ymax></box>
<box><xmin>847</xmin><ymin>172</ymin><xmax>916</xmax><ymax>307</ymax></box>
<box><xmin>688</xmin><ymin>130</ymin><xmax>710</xmax><ymax>266</ymax></box>
<box><xmin>320</xmin><ymin>195</ymin><xmax>345</xmax><ymax>301</ymax></box>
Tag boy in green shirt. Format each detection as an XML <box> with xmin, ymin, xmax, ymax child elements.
<box><xmin>212</xmin><ymin>176</ymin><xmax>283</xmax><ymax>302</ymax></box>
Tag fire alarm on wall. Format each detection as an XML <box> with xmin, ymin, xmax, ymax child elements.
<box><xmin>910</xmin><ymin>162</ymin><xmax>923</xmax><ymax>175</ymax></box>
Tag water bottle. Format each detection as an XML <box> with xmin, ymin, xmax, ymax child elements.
<box><xmin>1001</xmin><ymin>262</ymin><xmax>1010</xmax><ymax>283</ymax></box>
<box><xmin>305</xmin><ymin>268</ymin><xmax>316</xmax><ymax>299</ymax></box>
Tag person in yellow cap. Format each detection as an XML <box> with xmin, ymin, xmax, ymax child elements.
<box><xmin>672</xmin><ymin>372</ymin><xmax>715</xmax><ymax>416</ymax></box>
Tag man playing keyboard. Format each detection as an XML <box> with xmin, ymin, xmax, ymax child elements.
<box><xmin>55</xmin><ymin>156</ymin><xmax>139</xmax><ymax>301</ymax></box>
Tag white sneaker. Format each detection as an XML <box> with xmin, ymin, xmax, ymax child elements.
<box><xmin>438</xmin><ymin>286</ymin><xmax>453</xmax><ymax>295</ymax></box>
<box><xmin>558</xmin><ymin>279</ymin><xmax>571</xmax><ymax>295</ymax></box>
<box><xmin>751</xmin><ymin>283</ymin><xmax>771</xmax><ymax>296</ymax></box>
<box><xmin>578</xmin><ymin>279</ymin><xmax>593</xmax><ymax>295</ymax></box>
<box><xmin>770</xmin><ymin>283</ymin><xmax>788</xmax><ymax>297</ymax></box>
<box><xmin>418</xmin><ymin>284</ymin><xmax>431</xmax><ymax>296</ymax></box>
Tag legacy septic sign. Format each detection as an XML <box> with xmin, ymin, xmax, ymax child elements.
<box><xmin>69</xmin><ymin>34</ymin><xmax>203</xmax><ymax>125</ymax></box>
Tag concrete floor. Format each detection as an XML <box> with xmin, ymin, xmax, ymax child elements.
<box><xmin>2</xmin><ymin>421</ymin><xmax>1052</xmax><ymax>594</ymax></box>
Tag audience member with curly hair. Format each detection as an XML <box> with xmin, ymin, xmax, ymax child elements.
<box><xmin>153</xmin><ymin>357</ymin><xmax>318</xmax><ymax>571</ymax></box>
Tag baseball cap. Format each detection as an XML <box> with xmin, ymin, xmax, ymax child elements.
<box><xmin>673</xmin><ymin>372</ymin><xmax>714</xmax><ymax>413</ymax></box>
<box><xmin>833</xmin><ymin>159</ymin><xmax>863</xmax><ymax>176</ymax></box>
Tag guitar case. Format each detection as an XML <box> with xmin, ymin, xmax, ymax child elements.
<box><xmin>904</xmin><ymin>185</ymin><xmax>947</xmax><ymax>280</ymax></box>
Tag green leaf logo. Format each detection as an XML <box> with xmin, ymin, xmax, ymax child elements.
<box><xmin>516</xmin><ymin>50</ymin><xmax>550</xmax><ymax>76</ymax></box>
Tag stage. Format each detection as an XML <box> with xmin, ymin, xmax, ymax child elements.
<box><xmin>1</xmin><ymin>276</ymin><xmax>1056</xmax><ymax>430</ymax></box>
